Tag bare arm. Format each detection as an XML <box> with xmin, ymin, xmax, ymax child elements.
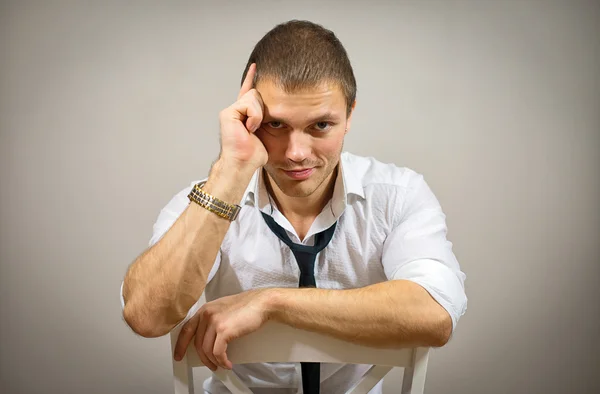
<box><xmin>266</xmin><ymin>279</ymin><xmax>452</xmax><ymax>348</ymax></box>
<box><xmin>172</xmin><ymin>279</ymin><xmax>453</xmax><ymax>369</ymax></box>
<box><xmin>122</xmin><ymin>161</ymin><xmax>254</xmax><ymax>338</ymax></box>
<box><xmin>122</xmin><ymin>63</ymin><xmax>267</xmax><ymax>338</ymax></box>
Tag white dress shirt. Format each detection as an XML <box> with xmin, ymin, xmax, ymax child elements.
<box><xmin>120</xmin><ymin>151</ymin><xmax>467</xmax><ymax>394</ymax></box>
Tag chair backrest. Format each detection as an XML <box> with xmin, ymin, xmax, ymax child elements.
<box><xmin>170</xmin><ymin>321</ymin><xmax>430</xmax><ymax>394</ymax></box>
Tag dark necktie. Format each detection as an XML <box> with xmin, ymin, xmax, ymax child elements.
<box><xmin>261</xmin><ymin>212</ymin><xmax>337</xmax><ymax>394</ymax></box>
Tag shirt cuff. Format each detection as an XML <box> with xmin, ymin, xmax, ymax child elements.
<box><xmin>391</xmin><ymin>258</ymin><xmax>467</xmax><ymax>332</ymax></box>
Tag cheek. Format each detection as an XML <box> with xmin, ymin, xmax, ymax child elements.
<box><xmin>315</xmin><ymin>135</ymin><xmax>344</xmax><ymax>158</ymax></box>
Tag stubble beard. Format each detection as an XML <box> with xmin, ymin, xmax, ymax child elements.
<box><xmin>264</xmin><ymin>156</ymin><xmax>340</xmax><ymax>198</ymax></box>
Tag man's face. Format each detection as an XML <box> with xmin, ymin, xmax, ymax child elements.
<box><xmin>255</xmin><ymin>80</ymin><xmax>354</xmax><ymax>198</ymax></box>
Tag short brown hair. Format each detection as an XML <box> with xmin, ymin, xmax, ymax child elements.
<box><xmin>241</xmin><ymin>20</ymin><xmax>357</xmax><ymax>117</ymax></box>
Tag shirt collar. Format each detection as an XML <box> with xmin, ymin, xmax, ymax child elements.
<box><xmin>241</xmin><ymin>151</ymin><xmax>365</xmax><ymax>216</ymax></box>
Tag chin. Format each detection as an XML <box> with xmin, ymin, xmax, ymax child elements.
<box><xmin>278</xmin><ymin>180</ymin><xmax>318</xmax><ymax>198</ymax></box>
<box><xmin>265</xmin><ymin>165</ymin><xmax>332</xmax><ymax>198</ymax></box>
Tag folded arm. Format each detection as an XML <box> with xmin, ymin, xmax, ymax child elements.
<box><xmin>173</xmin><ymin>274</ymin><xmax>459</xmax><ymax>371</ymax></box>
<box><xmin>266</xmin><ymin>279</ymin><xmax>452</xmax><ymax>348</ymax></box>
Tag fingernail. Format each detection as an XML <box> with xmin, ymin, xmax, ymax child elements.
<box><xmin>174</xmin><ymin>353</ymin><xmax>181</xmax><ymax>361</ymax></box>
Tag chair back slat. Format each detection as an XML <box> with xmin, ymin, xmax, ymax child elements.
<box><xmin>170</xmin><ymin>322</ymin><xmax>430</xmax><ymax>394</ymax></box>
<box><xmin>176</xmin><ymin>322</ymin><xmax>423</xmax><ymax>367</ymax></box>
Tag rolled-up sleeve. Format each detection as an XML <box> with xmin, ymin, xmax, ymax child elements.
<box><xmin>381</xmin><ymin>173</ymin><xmax>467</xmax><ymax>332</ymax></box>
<box><xmin>120</xmin><ymin>180</ymin><xmax>221</xmax><ymax>330</ymax></box>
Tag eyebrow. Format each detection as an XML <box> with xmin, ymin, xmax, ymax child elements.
<box><xmin>264</xmin><ymin>111</ymin><xmax>340</xmax><ymax>124</ymax></box>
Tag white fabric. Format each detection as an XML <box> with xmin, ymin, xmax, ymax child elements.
<box><xmin>120</xmin><ymin>151</ymin><xmax>467</xmax><ymax>394</ymax></box>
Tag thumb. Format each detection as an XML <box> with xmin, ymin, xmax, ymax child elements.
<box><xmin>246</xmin><ymin>117</ymin><xmax>261</xmax><ymax>133</ymax></box>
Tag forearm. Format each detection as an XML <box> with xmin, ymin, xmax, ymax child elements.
<box><xmin>122</xmin><ymin>160</ymin><xmax>254</xmax><ymax>337</ymax></box>
<box><xmin>267</xmin><ymin>280</ymin><xmax>452</xmax><ymax>348</ymax></box>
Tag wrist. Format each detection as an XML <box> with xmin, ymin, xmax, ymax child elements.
<box><xmin>215</xmin><ymin>157</ymin><xmax>260</xmax><ymax>178</ymax></box>
<box><xmin>204</xmin><ymin>159</ymin><xmax>257</xmax><ymax>205</ymax></box>
<box><xmin>260</xmin><ymin>288</ymin><xmax>287</xmax><ymax>321</ymax></box>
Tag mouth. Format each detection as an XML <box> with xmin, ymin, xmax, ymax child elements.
<box><xmin>282</xmin><ymin>168</ymin><xmax>315</xmax><ymax>180</ymax></box>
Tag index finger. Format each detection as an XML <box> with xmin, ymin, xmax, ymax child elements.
<box><xmin>238</xmin><ymin>63</ymin><xmax>256</xmax><ymax>100</ymax></box>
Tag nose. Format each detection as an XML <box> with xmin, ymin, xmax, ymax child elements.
<box><xmin>285</xmin><ymin>131</ymin><xmax>311</xmax><ymax>163</ymax></box>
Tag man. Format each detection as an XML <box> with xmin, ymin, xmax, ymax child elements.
<box><xmin>121</xmin><ymin>20</ymin><xmax>467</xmax><ymax>394</ymax></box>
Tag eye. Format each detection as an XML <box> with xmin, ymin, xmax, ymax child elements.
<box><xmin>267</xmin><ymin>121</ymin><xmax>284</xmax><ymax>129</ymax></box>
<box><xmin>314</xmin><ymin>121</ymin><xmax>332</xmax><ymax>131</ymax></box>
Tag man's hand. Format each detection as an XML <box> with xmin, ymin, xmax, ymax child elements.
<box><xmin>173</xmin><ymin>289</ymin><xmax>272</xmax><ymax>371</ymax></box>
<box><xmin>218</xmin><ymin>62</ymin><xmax>268</xmax><ymax>172</ymax></box>
<box><xmin>203</xmin><ymin>62</ymin><xmax>267</xmax><ymax>201</ymax></box>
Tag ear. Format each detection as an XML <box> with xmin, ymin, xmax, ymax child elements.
<box><xmin>345</xmin><ymin>100</ymin><xmax>357</xmax><ymax>134</ymax></box>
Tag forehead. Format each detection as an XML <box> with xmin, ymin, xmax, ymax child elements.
<box><xmin>256</xmin><ymin>80</ymin><xmax>346</xmax><ymax>120</ymax></box>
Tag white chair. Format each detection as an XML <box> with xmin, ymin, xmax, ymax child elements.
<box><xmin>170</xmin><ymin>321</ymin><xmax>430</xmax><ymax>394</ymax></box>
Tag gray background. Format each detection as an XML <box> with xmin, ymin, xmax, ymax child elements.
<box><xmin>1</xmin><ymin>0</ymin><xmax>599</xmax><ymax>393</ymax></box>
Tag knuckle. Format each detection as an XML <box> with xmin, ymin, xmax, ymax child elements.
<box><xmin>205</xmin><ymin>315</ymin><xmax>215</xmax><ymax>326</ymax></box>
<box><xmin>215</xmin><ymin>322</ymin><xmax>228</xmax><ymax>334</ymax></box>
<box><xmin>200</xmin><ymin>308</ymin><xmax>211</xmax><ymax>319</ymax></box>
<box><xmin>255</xmin><ymin>103</ymin><xmax>264</xmax><ymax>117</ymax></box>
<box><xmin>249</xmin><ymin>91</ymin><xmax>260</xmax><ymax>103</ymax></box>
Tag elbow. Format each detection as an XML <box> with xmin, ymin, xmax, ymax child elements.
<box><xmin>121</xmin><ymin>279</ymin><xmax>174</xmax><ymax>338</ymax></box>
<box><xmin>429</xmin><ymin>310</ymin><xmax>453</xmax><ymax>347</ymax></box>
<box><xmin>390</xmin><ymin>312</ymin><xmax>452</xmax><ymax>349</ymax></box>
<box><xmin>122</xmin><ymin>304</ymin><xmax>173</xmax><ymax>338</ymax></box>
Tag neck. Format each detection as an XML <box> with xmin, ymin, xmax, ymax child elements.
<box><xmin>265</xmin><ymin>167</ymin><xmax>338</xmax><ymax>220</ymax></box>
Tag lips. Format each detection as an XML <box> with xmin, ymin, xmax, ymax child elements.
<box><xmin>282</xmin><ymin>168</ymin><xmax>315</xmax><ymax>180</ymax></box>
